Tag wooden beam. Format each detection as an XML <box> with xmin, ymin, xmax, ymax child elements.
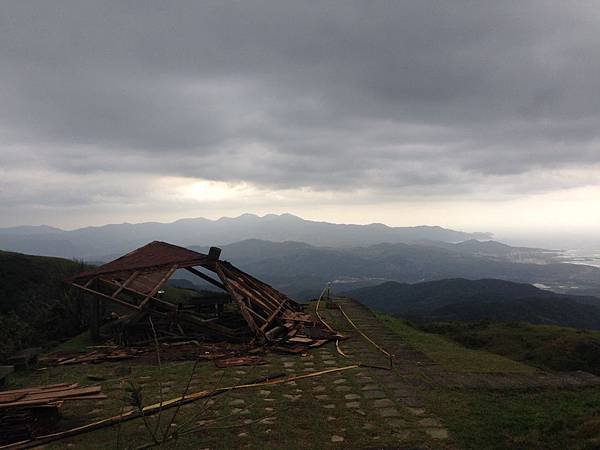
<box><xmin>219</xmin><ymin>264</ymin><xmax>281</xmax><ymax>310</ymax></box>
<box><xmin>111</xmin><ymin>271</ymin><xmax>139</xmax><ymax>298</ymax></box>
<box><xmin>260</xmin><ymin>297</ymin><xmax>288</xmax><ymax>334</ymax></box>
<box><xmin>184</xmin><ymin>267</ymin><xmax>226</xmax><ymax>290</ymax></box>
<box><xmin>222</xmin><ymin>263</ymin><xmax>292</xmax><ymax>309</ymax></box>
<box><xmin>244</xmin><ymin>303</ymin><xmax>268</xmax><ymax>323</ymax></box>
<box><xmin>96</xmin><ymin>278</ymin><xmax>177</xmax><ymax>311</ymax></box>
<box><xmin>139</xmin><ymin>265</ymin><xmax>178</xmax><ymax>308</ymax></box>
<box><xmin>71</xmin><ymin>283</ymin><xmax>141</xmax><ymax>312</ymax></box>
<box><xmin>224</xmin><ymin>276</ymin><xmax>276</xmax><ymax>314</ymax></box>
<box><xmin>214</xmin><ymin>263</ymin><xmax>260</xmax><ymax>333</ymax></box>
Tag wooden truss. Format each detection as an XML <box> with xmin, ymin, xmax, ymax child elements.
<box><xmin>68</xmin><ymin>241</ymin><xmax>338</xmax><ymax>344</ymax></box>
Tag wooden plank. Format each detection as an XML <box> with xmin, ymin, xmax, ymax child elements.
<box><xmin>71</xmin><ymin>283</ymin><xmax>141</xmax><ymax>311</ymax></box>
<box><xmin>17</xmin><ymin>386</ymin><xmax>102</xmax><ymax>401</ymax></box>
<box><xmin>287</xmin><ymin>336</ymin><xmax>314</xmax><ymax>344</ymax></box>
<box><xmin>214</xmin><ymin>263</ymin><xmax>260</xmax><ymax>333</ymax></box>
<box><xmin>139</xmin><ymin>264</ymin><xmax>178</xmax><ymax>308</ymax></box>
<box><xmin>260</xmin><ymin>297</ymin><xmax>288</xmax><ymax>334</ymax></box>
<box><xmin>224</xmin><ymin>276</ymin><xmax>275</xmax><ymax>314</ymax></box>
<box><xmin>95</xmin><ymin>278</ymin><xmax>176</xmax><ymax>311</ymax></box>
<box><xmin>244</xmin><ymin>304</ymin><xmax>268</xmax><ymax>323</ymax></box>
<box><xmin>220</xmin><ymin>265</ymin><xmax>282</xmax><ymax>310</ymax></box>
<box><xmin>224</xmin><ymin>262</ymin><xmax>297</xmax><ymax>307</ymax></box>
<box><xmin>0</xmin><ymin>383</ymin><xmax>77</xmax><ymax>397</ymax></box>
<box><xmin>222</xmin><ymin>264</ymin><xmax>294</xmax><ymax>313</ymax></box>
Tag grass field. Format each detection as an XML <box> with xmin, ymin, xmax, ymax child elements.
<box><xmin>420</xmin><ymin>320</ymin><xmax>600</xmax><ymax>374</ymax></box>
<box><xmin>423</xmin><ymin>388</ymin><xmax>600</xmax><ymax>450</ymax></box>
<box><xmin>377</xmin><ymin>314</ymin><xmax>535</xmax><ymax>374</ymax></box>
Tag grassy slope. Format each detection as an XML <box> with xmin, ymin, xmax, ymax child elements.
<box><xmin>0</xmin><ymin>249</ymin><xmax>83</xmax><ymax>312</ymax></box>
<box><xmin>0</xmin><ymin>250</ymin><xmax>87</xmax><ymax>359</ymax></box>
<box><xmin>377</xmin><ymin>313</ymin><xmax>535</xmax><ymax>373</ymax></box>
<box><xmin>425</xmin><ymin>388</ymin><xmax>600</xmax><ymax>450</ymax></box>
<box><xmin>421</xmin><ymin>321</ymin><xmax>600</xmax><ymax>374</ymax></box>
<box><xmin>378</xmin><ymin>314</ymin><xmax>600</xmax><ymax>450</ymax></box>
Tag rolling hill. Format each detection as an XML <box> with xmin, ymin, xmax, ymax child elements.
<box><xmin>183</xmin><ymin>239</ymin><xmax>600</xmax><ymax>299</ymax></box>
<box><xmin>346</xmin><ymin>278</ymin><xmax>600</xmax><ymax>330</ymax></box>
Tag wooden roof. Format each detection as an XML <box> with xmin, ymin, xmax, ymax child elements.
<box><xmin>71</xmin><ymin>241</ymin><xmax>208</xmax><ymax>280</ymax></box>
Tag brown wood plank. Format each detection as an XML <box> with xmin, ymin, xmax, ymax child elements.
<box><xmin>72</xmin><ymin>283</ymin><xmax>141</xmax><ymax>311</ymax></box>
<box><xmin>139</xmin><ymin>264</ymin><xmax>178</xmax><ymax>308</ymax></box>
<box><xmin>224</xmin><ymin>276</ymin><xmax>276</xmax><ymax>314</ymax></box>
<box><xmin>214</xmin><ymin>263</ymin><xmax>260</xmax><ymax>333</ymax></box>
<box><xmin>21</xmin><ymin>386</ymin><xmax>102</xmax><ymax>401</ymax></box>
<box><xmin>220</xmin><ymin>265</ymin><xmax>282</xmax><ymax>309</ymax></box>
<box><xmin>0</xmin><ymin>383</ymin><xmax>75</xmax><ymax>397</ymax></box>
<box><xmin>222</xmin><ymin>264</ymin><xmax>294</xmax><ymax>311</ymax></box>
<box><xmin>259</xmin><ymin>297</ymin><xmax>288</xmax><ymax>333</ymax></box>
<box><xmin>95</xmin><ymin>278</ymin><xmax>176</xmax><ymax>311</ymax></box>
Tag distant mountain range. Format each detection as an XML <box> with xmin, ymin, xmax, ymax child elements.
<box><xmin>178</xmin><ymin>239</ymin><xmax>599</xmax><ymax>299</ymax></box>
<box><xmin>346</xmin><ymin>278</ymin><xmax>600</xmax><ymax>330</ymax></box>
<box><xmin>0</xmin><ymin>213</ymin><xmax>491</xmax><ymax>259</ymax></box>
<box><xmin>3</xmin><ymin>214</ymin><xmax>599</xmax><ymax>301</ymax></box>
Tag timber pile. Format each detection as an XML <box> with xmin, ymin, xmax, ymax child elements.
<box><xmin>40</xmin><ymin>341</ymin><xmax>250</xmax><ymax>366</ymax></box>
<box><xmin>68</xmin><ymin>241</ymin><xmax>341</xmax><ymax>349</ymax></box>
<box><xmin>0</xmin><ymin>383</ymin><xmax>106</xmax><ymax>444</ymax></box>
<box><xmin>39</xmin><ymin>349</ymin><xmax>137</xmax><ymax>366</ymax></box>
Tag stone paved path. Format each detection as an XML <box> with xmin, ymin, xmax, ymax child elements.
<box><xmin>319</xmin><ymin>299</ymin><xmax>452</xmax><ymax>444</ymax></box>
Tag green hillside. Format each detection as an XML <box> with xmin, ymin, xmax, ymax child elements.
<box><xmin>0</xmin><ymin>250</ymin><xmax>88</xmax><ymax>360</ymax></box>
<box><xmin>421</xmin><ymin>321</ymin><xmax>600</xmax><ymax>374</ymax></box>
<box><xmin>347</xmin><ymin>278</ymin><xmax>600</xmax><ymax>330</ymax></box>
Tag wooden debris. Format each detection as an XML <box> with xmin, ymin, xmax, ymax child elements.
<box><xmin>0</xmin><ymin>384</ymin><xmax>106</xmax><ymax>409</ymax></box>
<box><xmin>0</xmin><ymin>383</ymin><xmax>107</xmax><ymax>445</ymax></box>
<box><xmin>213</xmin><ymin>355</ymin><xmax>268</xmax><ymax>368</ymax></box>
<box><xmin>39</xmin><ymin>340</ymin><xmax>251</xmax><ymax>368</ymax></box>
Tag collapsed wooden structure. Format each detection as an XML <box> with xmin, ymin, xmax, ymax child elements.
<box><xmin>68</xmin><ymin>241</ymin><xmax>340</xmax><ymax>348</ymax></box>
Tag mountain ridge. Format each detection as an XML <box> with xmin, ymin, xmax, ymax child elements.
<box><xmin>0</xmin><ymin>213</ymin><xmax>491</xmax><ymax>259</ymax></box>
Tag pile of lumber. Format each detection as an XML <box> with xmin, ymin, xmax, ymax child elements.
<box><xmin>39</xmin><ymin>340</ymin><xmax>250</xmax><ymax>367</ymax></box>
<box><xmin>39</xmin><ymin>348</ymin><xmax>138</xmax><ymax>366</ymax></box>
<box><xmin>267</xmin><ymin>310</ymin><xmax>345</xmax><ymax>352</ymax></box>
<box><xmin>0</xmin><ymin>383</ymin><xmax>106</xmax><ymax>445</ymax></box>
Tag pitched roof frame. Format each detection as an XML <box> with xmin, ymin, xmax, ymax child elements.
<box><xmin>68</xmin><ymin>241</ymin><xmax>306</xmax><ymax>340</ymax></box>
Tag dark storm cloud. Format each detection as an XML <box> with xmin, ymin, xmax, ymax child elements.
<box><xmin>1</xmin><ymin>0</ymin><xmax>599</xmax><ymax>210</ymax></box>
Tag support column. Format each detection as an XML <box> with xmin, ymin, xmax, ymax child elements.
<box><xmin>90</xmin><ymin>295</ymin><xmax>101</xmax><ymax>342</ymax></box>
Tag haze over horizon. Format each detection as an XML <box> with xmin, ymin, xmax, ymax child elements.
<box><xmin>1</xmin><ymin>2</ymin><xmax>599</xmax><ymax>238</ymax></box>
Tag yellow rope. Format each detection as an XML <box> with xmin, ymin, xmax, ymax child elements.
<box><xmin>337</xmin><ymin>304</ymin><xmax>391</xmax><ymax>358</ymax></box>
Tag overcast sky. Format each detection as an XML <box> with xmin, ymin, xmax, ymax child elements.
<box><xmin>1</xmin><ymin>1</ymin><xmax>599</xmax><ymax>233</ymax></box>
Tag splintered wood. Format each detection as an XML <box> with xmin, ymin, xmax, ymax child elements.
<box><xmin>0</xmin><ymin>383</ymin><xmax>107</xmax><ymax>444</ymax></box>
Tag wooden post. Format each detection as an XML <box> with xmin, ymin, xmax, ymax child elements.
<box><xmin>90</xmin><ymin>295</ymin><xmax>101</xmax><ymax>342</ymax></box>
